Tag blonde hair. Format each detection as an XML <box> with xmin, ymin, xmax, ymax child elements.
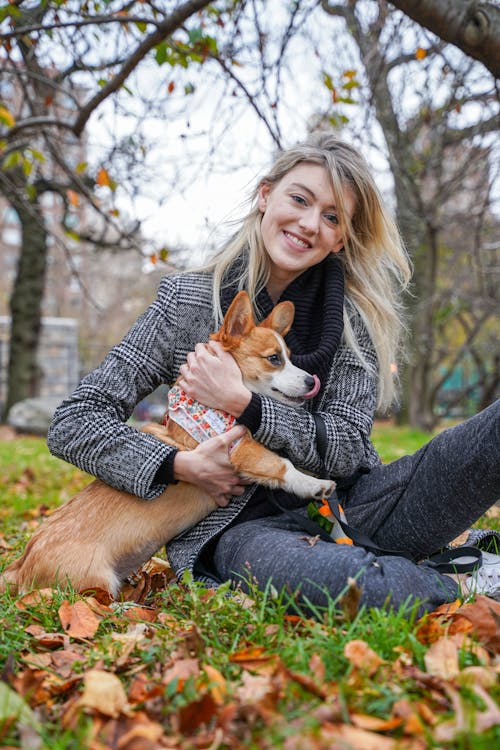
<box><xmin>202</xmin><ymin>132</ymin><xmax>412</xmax><ymax>410</ymax></box>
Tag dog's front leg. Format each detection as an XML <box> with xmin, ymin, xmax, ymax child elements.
<box><xmin>230</xmin><ymin>436</ymin><xmax>335</xmax><ymax>500</ymax></box>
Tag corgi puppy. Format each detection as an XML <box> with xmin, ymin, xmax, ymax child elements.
<box><xmin>1</xmin><ymin>292</ymin><xmax>334</xmax><ymax>597</ymax></box>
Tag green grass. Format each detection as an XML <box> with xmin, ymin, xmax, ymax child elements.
<box><xmin>0</xmin><ymin>425</ymin><xmax>499</xmax><ymax>748</ymax></box>
<box><xmin>371</xmin><ymin>419</ymin><xmax>444</xmax><ymax>462</ymax></box>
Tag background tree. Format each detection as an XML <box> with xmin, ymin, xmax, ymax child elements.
<box><xmin>0</xmin><ymin>0</ymin><xmax>218</xmax><ymax>419</ymax></box>
<box><xmin>388</xmin><ymin>0</ymin><xmax>500</xmax><ymax>77</ymax></box>
<box><xmin>1</xmin><ymin>0</ymin><xmax>498</xmax><ymax>429</ymax></box>
<box><xmin>319</xmin><ymin>0</ymin><xmax>498</xmax><ymax>428</ymax></box>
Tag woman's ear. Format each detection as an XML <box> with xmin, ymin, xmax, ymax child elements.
<box><xmin>258</xmin><ymin>181</ymin><xmax>271</xmax><ymax>213</ymax></box>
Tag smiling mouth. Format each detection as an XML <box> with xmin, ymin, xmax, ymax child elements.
<box><xmin>283</xmin><ymin>231</ymin><xmax>310</xmax><ymax>249</ymax></box>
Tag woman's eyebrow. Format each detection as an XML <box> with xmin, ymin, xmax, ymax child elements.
<box><xmin>289</xmin><ymin>182</ymin><xmax>337</xmax><ymax>209</ymax></box>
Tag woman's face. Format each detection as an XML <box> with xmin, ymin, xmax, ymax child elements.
<box><xmin>258</xmin><ymin>163</ymin><xmax>355</xmax><ymax>297</ymax></box>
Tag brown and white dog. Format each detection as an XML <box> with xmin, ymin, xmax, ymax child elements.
<box><xmin>1</xmin><ymin>292</ymin><xmax>334</xmax><ymax>597</ymax></box>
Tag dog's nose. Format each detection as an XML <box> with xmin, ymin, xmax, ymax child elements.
<box><xmin>304</xmin><ymin>375</ymin><xmax>315</xmax><ymax>390</ymax></box>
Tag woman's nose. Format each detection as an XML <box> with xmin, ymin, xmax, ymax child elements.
<box><xmin>298</xmin><ymin>208</ymin><xmax>320</xmax><ymax>234</ymax></box>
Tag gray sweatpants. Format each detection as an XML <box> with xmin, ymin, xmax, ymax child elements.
<box><xmin>212</xmin><ymin>400</ymin><xmax>500</xmax><ymax>617</ymax></box>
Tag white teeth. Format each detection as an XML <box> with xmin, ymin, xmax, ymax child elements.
<box><xmin>285</xmin><ymin>232</ymin><xmax>308</xmax><ymax>248</ymax></box>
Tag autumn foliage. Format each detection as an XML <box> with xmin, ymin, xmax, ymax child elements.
<box><xmin>1</xmin><ymin>437</ymin><xmax>500</xmax><ymax>747</ymax></box>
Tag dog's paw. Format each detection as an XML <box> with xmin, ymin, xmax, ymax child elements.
<box><xmin>283</xmin><ymin>466</ymin><xmax>336</xmax><ymax>499</ymax></box>
<box><xmin>308</xmin><ymin>478</ymin><xmax>336</xmax><ymax>501</ymax></box>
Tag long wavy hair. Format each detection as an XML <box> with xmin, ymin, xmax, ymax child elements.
<box><xmin>201</xmin><ymin>132</ymin><xmax>412</xmax><ymax>410</ymax></box>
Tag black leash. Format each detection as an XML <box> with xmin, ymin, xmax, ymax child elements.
<box><xmin>267</xmin><ymin>414</ymin><xmax>482</xmax><ymax>574</ymax></box>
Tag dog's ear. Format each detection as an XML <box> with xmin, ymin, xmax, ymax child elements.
<box><xmin>260</xmin><ymin>301</ymin><xmax>294</xmax><ymax>337</ymax></box>
<box><xmin>211</xmin><ymin>291</ymin><xmax>255</xmax><ymax>347</ymax></box>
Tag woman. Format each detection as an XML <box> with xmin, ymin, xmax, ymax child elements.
<box><xmin>47</xmin><ymin>132</ymin><xmax>500</xmax><ymax>616</ymax></box>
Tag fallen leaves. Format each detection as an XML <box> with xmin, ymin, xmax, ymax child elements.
<box><xmin>1</xmin><ymin>554</ymin><xmax>500</xmax><ymax>748</ymax></box>
<box><xmin>58</xmin><ymin>599</ymin><xmax>101</xmax><ymax>639</ymax></box>
<box><xmin>78</xmin><ymin>668</ymin><xmax>132</xmax><ymax>718</ymax></box>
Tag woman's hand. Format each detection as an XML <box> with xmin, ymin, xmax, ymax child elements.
<box><xmin>173</xmin><ymin>425</ymin><xmax>248</xmax><ymax>507</ymax></box>
<box><xmin>178</xmin><ymin>341</ymin><xmax>252</xmax><ymax>417</ymax></box>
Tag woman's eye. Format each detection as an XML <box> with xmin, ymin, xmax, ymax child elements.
<box><xmin>266</xmin><ymin>353</ymin><xmax>281</xmax><ymax>366</ymax></box>
<box><xmin>291</xmin><ymin>194</ymin><xmax>307</xmax><ymax>205</ymax></box>
<box><xmin>325</xmin><ymin>213</ymin><xmax>339</xmax><ymax>225</ymax></box>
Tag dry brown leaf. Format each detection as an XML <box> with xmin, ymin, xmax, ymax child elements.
<box><xmin>434</xmin><ymin>684</ymin><xmax>500</xmax><ymax>742</ymax></box>
<box><xmin>78</xmin><ymin>668</ymin><xmax>131</xmax><ymax>718</ymax></box>
<box><xmin>338</xmin><ymin>576</ymin><xmax>362</xmax><ymax>621</ymax></box>
<box><xmin>0</xmin><ymin>533</ymin><xmax>13</xmax><ymax>550</ymax></box>
<box><xmin>111</xmin><ymin>713</ymin><xmax>165</xmax><ymax>748</ymax></box>
<box><xmin>415</xmin><ymin>599</ymin><xmax>462</xmax><ymax>645</ymax></box>
<box><xmin>93</xmin><ymin>712</ymin><xmax>166</xmax><ymax>749</ymax></box>
<box><xmin>309</xmin><ymin>652</ymin><xmax>326</xmax><ymax>684</ymax></box>
<box><xmin>50</xmin><ymin>650</ymin><xmax>85</xmax><ymax>679</ymax></box>
<box><xmin>203</xmin><ymin>664</ymin><xmax>227</xmax><ymax>705</ymax></box>
<box><xmin>424</xmin><ymin>637</ymin><xmax>459</xmax><ymax>680</ymax></box>
<box><xmin>11</xmin><ymin>668</ymin><xmax>52</xmax><ymax>707</ymax></box>
<box><xmin>162</xmin><ymin>657</ymin><xmax>200</xmax><ymax>690</ymax></box>
<box><xmin>344</xmin><ymin>639</ymin><xmax>384</xmax><ymax>675</ymax></box>
<box><xmin>21</xmin><ymin>653</ymin><xmax>52</xmax><ymax>670</ymax></box>
<box><xmin>392</xmin><ymin>698</ymin><xmax>427</xmax><ymax>735</ymax></box>
<box><xmin>350</xmin><ymin>712</ymin><xmax>404</xmax><ymax>732</ymax></box>
<box><xmin>122</xmin><ymin>604</ymin><xmax>157</xmax><ymax>623</ymax></box>
<box><xmin>24</xmin><ymin>625</ymin><xmax>69</xmax><ymax>651</ymax></box>
<box><xmin>235</xmin><ymin>670</ymin><xmax>274</xmax><ymax>705</ymax></box>
<box><xmin>330</xmin><ymin>723</ymin><xmax>398</xmax><ymax>749</ymax></box>
<box><xmin>458</xmin><ymin>665</ymin><xmax>497</xmax><ymax>689</ymax></box>
<box><xmin>16</xmin><ymin>588</ymin><xmax>55</xmax><ymax>610</ymax></box>
<box><xmin>456</xmin><ymin>595</ymin><xmax>500</xmax><ymax>653</ymax></box>
<box><xmin>128</xmin><ymin>673</ymin><xmax>164</xmax><ymax>704</ymax></box>
<box><xmin>58</xmin><ymin>599</ymin><xmax>101</xmax><ymax>639</ymax></box>
<box><xmin>176</xmin><ymin>693</ymin><xmax>218</xmax><ymax>733</ymax></box>
<box><xmin>229</xmin><ymin>645</ymin><xmax>279</xmax><ymax>674</ymax></box>
<box><xmin>285</xmin><ymin>666</ymin><xmax>328</xmax><ymax>699</ymax></box>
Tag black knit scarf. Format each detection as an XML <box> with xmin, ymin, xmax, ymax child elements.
<box><xmin>220</xmin><ymin>253</ymin><xmax>345</xmax><ymax>393</ymax></box>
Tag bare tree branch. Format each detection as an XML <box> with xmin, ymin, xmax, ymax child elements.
<box><xmin>388</xmin><ymin>0</ymin><xmax>500</xmax><ymax>77</ymax></box>
<box><xmin>73</xmin><ymin>0</ymin><xmax>213</xmax><ymax>136</ymax></box>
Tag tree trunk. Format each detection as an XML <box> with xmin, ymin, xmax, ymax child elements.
<box><xmin>2</xmin><ymin>197</ymin><xmax>48</xmax><ymax>420</ymax></box>
<box><xmin>388</xmin><ymin>0</ymin><xmax>500</xmax><ymax>78</ymax></box>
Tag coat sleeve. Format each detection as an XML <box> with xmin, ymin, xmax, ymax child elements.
<box><xmin>47</xmin><ymin>275</ymin><xmax>182</xmax><ymax>499</ymax></box>
<box><xmin>251</xmin><ymin>303</ymin><xmax>381</xmax><ymax>479</ymax></box>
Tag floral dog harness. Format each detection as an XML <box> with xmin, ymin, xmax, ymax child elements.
<box><xmin>164</xmin><ymin>384</ymin><xmax>240</xmax><ymax>446</ymax></box>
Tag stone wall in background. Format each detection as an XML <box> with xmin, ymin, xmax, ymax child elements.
<box><xmin>0</xmin><ymin>316</ymin><xmax>80</xmax><ymax>413</ymax></box>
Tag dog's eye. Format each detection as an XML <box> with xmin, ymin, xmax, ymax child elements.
<box><xmin>266</xmin><ymin>353</ymin><xmax>281</xmax><ymax>366</ymax></box>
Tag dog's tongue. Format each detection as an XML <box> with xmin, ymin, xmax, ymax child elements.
<box><xmin>304</xmin><ymin>374</ymin><xmax>321</xmax><ymax>399</ymax></box>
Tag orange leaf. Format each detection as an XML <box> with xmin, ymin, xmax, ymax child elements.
<box><xmin>58</xmin><ymin>599</ymin><xmax>101</xmax><ymax>639</ymax></box>
<box><xmin>344</xmin><ymin>639</ymin><xmax>384</xmax><ymax>676</ymax></box>
<box><xmin>177</xmin><ymin>693</ymin><xmax>218</xmax><ymax>733</ymax></box>
<box><xmin>203</xmin><ymin>664</ymin><xmax>227</xmax><ymax>705</ymax></box>
<box><xmin>128</xmin><ymin>673</ymin><xmax>164</xmax><ymax>704</ymax></box>
<box><xmin>123</xmin><ymin>604</ymin><xmax>157</xmax><ymax>623</ymax></box>
<box><xmin>67</xmin><ymin>189</ymin><xmax>80</xmax><ymax>207</ymax></box>
<box><xmin>455</xmin><ymin>595</ymin><xmax>500</xmax><ymax>653</ymax></box>
<box><xmin>415</xmin><ymin>47</ymin><xmax>427</xmax><ymax>60</ymax></box>
<box><xmin>96</xmin><ymin>166</ymin><xmax>111</xmax><ymax>187</ymax></box>
<box><xmin>350</xmin><ymin>713</ymin><xmax>404</xmax><ymax>732</ymax></box>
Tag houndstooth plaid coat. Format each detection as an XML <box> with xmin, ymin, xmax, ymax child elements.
<box><xmin>47</xmin><ymin>271</ymin><xmax>380</xmax><ymax>579</ymax></box>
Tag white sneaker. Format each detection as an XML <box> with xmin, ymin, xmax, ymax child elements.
<box><xmin>464</xmin><ymin>551</ymin><xmax>500</xmax><ymax>601</ymax></box>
